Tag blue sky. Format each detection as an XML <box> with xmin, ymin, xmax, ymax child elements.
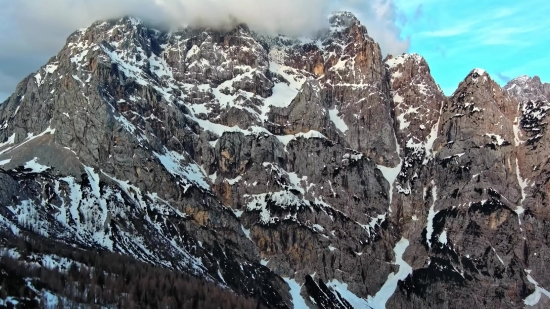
<box><xmin>395</xmin><ymin>0</ymin><xmax>550</xmax><ymax>94</ymax></box>
<box><xmin>0</xmin><ymin>0</ymin><xmax>548</xmax><ymax>100</ymax></box>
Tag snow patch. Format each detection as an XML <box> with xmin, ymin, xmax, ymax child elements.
<box><xmin>328</xmin><ymin>108</ymin><xmax>349</xmax><ymax>133</ymax></box>
<box><xmin>24</xmin><ymin>157</ymin><xmax>50</xmax><ymax>173</ymax></box>
<box><xmin>225</xmin><ymin>175</ymin><xmax>242</xmax><ymax>185</ymax></box>
<box><xmin>492</xmin><ymin>247</ymin><xmax>505</xmax><ymax>266</ymax></box>
<box><xmin>312</xmin><ymin>224</ymin><xmax>324</xmax><ymax>232</ymax></box>
<box><xmin>34</xmin><ymin>72</ymin><xmax>42</xmax><ymax>86</ymax></box>
<box><xmin>393</xmin><ymin>93</ymin><xmax>404</xmax><ymax>104</ymax></box>
<box><xmin>438</xmin><ymin>230</ymin><xmax>448</xmax><ymax>245</ymax></box>
<box><xmin>233</xmin><ymin>209</ymin><xmax>243</xmax><ymax>218</ymax></box>
<box><xmin>244</xmin><ymin>190</ymin><xmax>307</xmax><ymax>224</ymax></box>
<box><xmin>524</xmin><ymin>270</ymin><xmax>550</xmax><ymax>306</ymax></box>
<box><xmin>153</xmin><ymin>149</ymin><xmax>210</xmax><ymax>192</ymax></box>
<box><xmin>369</xmin><ymin>237</ymin><xmax>413</xmax><ymax>308</ymax></box>
<box><xmin>485</xmin><ymin>133</ymin><xmax>507</xmax><ymax>146</ymax></box>
<box><xmin>377</xmin><ymin>162</ymin><xmax>401</xmax><ymax>210</ymax></box>
<box><xmin>218</xmin><ymin>269</ymin><xmax>227</xmax><ymax>284</ymax></box>
<box><xmin>0</xmin><ymin>134</ymin><xmax>16</xmax><ymax>152</ymax></box>
<box><xmin>276</xmin><ymin>130</ymin><xmax>326</xmax><ymax>146</ymax></box>
<box><xmin>326</xmin><ymin>279</ymin><xmax>371</xmax><ymax>308</ymax></box>
<box><xmin>473</xmin><ymin>68</ymin><xmax>486</xmax><ymax>75</ymax></box>
<box><xmin>241</xmin><ymin>225</ymin><xmax>252</xmax><ymax>241</ymax></box>
<box><xmin>283</xmin><ymin>278</ymin><xmax>309</xmax><ymax>309</ymax></box>
<box><xmin>186</xmin><ymin>45</ymin><xmax>200</xmax><ymax>58</ymax></box>
<box><xmin>516</xmin><ymin>158</ymin><xmax>528</xmax><ymax>206</ymax></box>
<box><xmin>396</xmin><ymin>105</ymin><xmax>420</xmax><ymax>130</ymax></box>
<box><xmin>45</xmin><ymin>63</ymin><xmax>59</xmax><ymax>74</ymax></box>
<box><xmin>385</xmin><ymin>55</ymin><xmax>406</xmax><ymax>68</ymax></box>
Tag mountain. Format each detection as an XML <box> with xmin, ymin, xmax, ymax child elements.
<box><xmin>0</xmin><ymin>12</ymin><xmax>549</xmax><ymax>309</ymax></box>
<box><xmin>505</xmin><ymin>75</ymin><xmax>550</xmax><ymax>104</ymax></box>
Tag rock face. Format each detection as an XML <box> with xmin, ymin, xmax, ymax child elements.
<box><xmin>265</xmin><ymin>12</ymin><xmax>399</xmax><ymax>166</ymax></box>
<box><xmin>1</xmin><ymin>12</ymin><xmax>550</xmax><ymax>309</ymax></box>
<box><xmin>505</xmin><ymin>75</ymin><xmax>550</xmax><ymax>104</ymax></box>
<box><xmin>384</xmin><ymin>53</ymin><xmax>445</xmax><ymax>236</ymax></box>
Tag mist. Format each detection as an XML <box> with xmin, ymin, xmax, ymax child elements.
<box><xmin>0</xmin><ymin>0</ymin><xmax>409</xmax><ymax>101</ymax></box>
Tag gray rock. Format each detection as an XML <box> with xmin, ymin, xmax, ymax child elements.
<box><xmin>1</xmin><ymin>11</ymin><xmax>550</xmax><ymax>309</ymax></box>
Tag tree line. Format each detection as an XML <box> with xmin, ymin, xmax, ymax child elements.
<box><xmin>0</xmin><ymin>231</ymin><xmax>266</xmax><ymax>309</ymax></box>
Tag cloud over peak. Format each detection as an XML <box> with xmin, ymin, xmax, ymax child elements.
<box><xmin>0</xmin><ymin>0</ymin><xmax>409</xmax><ymax>101</ymax></box>
<box><xmin>10</xmin><ymin>0</ymin><xmax>408</xmax><ymax>52</ymax></box>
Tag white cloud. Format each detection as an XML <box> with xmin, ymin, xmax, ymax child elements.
<box><xmin>337</xmin><ymin>0</ymin><xmax>410</xmax><ymax>55</ymax></box>
<box><xmin>13</xmin><ymin>0</ymin><xmax>330</xmax><ymax>37</ymax></box>
<box><xmin>419</xmin><ymin>20</ymin><xmax>478</xmax><ymax>38</ymax></box>
<box><xmin>11</xmin><ymin>0</ymin><xmax>408</xmax><ymax>50</ymax></box>
<box><xmin>0</xmin><ymin>0</ymin><xmax>409</xmax><ymax>99</ymax></box>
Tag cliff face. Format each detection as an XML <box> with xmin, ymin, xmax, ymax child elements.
<box><xmin>0</xmin><ymin>12</ymin><xmax>549</xmax><ymax>309</ymax></box>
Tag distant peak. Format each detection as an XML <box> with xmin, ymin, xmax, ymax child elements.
<box><xmin>508</xmin><ymin>75</ymin><xmax>545</xmax><ymax>86</ymax></box>
<box><xmin>121</xmin><ymin>16</ymin><xmax>143</xmax><ymax>25</ymax></box>
<box><xmin>385</xmin><ymin>53</ymin><xmax>425</xmax><ymax>69</ymax></box>
<box><xmin>471</xmin><ymin>68</ymin><xmax>487</xmax><ymax>76</ymax></box>
<box><xmin>506</xmin><ymin>75</ymin><xmax>545</xmax><ymax>90</ymax></box>
<box><xmin>84</xmin><ymin>16</ymin><xmax>144</xmax><ymax>33</ymax></box>
<box><xmin>450</xmin><ymin>68</ymin><xmax>495</xmax><ymax>97</ymax></box>
<box><xmin>464</xmin><ymin>68</ymin><xmax>492</xmax><ymax>84</ymax></box>
<box><xmin>511</xmin><ymin>75</ymin><xmax>531</xmax><ymax>83</ymax></box>
<box><xmin>329</xmin><ymin>11</ymin><xmax>360</xmax><ymax>28</ymax></box>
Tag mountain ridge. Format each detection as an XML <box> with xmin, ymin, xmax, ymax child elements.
<box><xmin>1</xmin><ymin>12</ymin><xmax>549</xmax><ymax>309</ymax></box>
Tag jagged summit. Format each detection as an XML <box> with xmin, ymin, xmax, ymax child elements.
<box><xmin>470</xmin><ymin>67</ymin><xmax>487</xmax><ymax>77</ymax></box>
<box><xmin>385</xmin><ymin>53</ymin><xmax>428</xmax><ymax>71</ymax></box>
<box><xmin>465</xmin><ymin>68</ymin><xmax>490</xmax><ymax>83</ymax></box>
<box><xmin>505</xmin><ymin>74</ymin><xmax>550</xmax><ymax>104</ymax></box>
<box><xmin>452</xmin><ymin>67</ymin><xmax>497</xmax><ymax>95</ymax></box>
<box><xmin>452</xmin><ymin>68</ymin><xmax>503</xmax><ymax>99</ymax></box>
<box><xmin>508</xmin><ymin>74</ymin><xmax>548</xmax><ymax>86</ymax></box>
<box><xmin>449</xmin><ymin>66</ymin><xmax>518</xmax><ymax>121</ymax></box>
<box><xmin>328</xmin><ymin>11</ymin><xmax>360</xmax><ymax>28</ymax></box>
<box><xmin>512</xmin><ymin>74</ymin><xmax>532</xmax><ymax>83</ymax></box>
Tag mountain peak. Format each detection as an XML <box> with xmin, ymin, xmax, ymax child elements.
<box><xmin>452</xmin><ymin>68</ymin><xmax>494</xmax><ymax>90</ymax></box>
<box><xmin>120</xmin><ymin>16</ymin><xmax>143</xmax><ymax>26</ymax></box>
<box><xmin>450</xmin><ymin>67</ymin><xmax>518</xmax><ymax>121</ymax></box>
<box><xmin>505</xmin><ymin>74</ymin><xmax>550</xmax><ymax>103</ymax></box>
<box><xmin>512</xmin><ymin>75</ymin><xmax>531</xmax><ymax>83</ymax></box>
<box><xmin>328</xmin><ymin>11</ymin><xmax>360</xmax><ymax>28</ymax></box>
<box><xmin>385</xmin><ymin>53</ymin><xmax>426</xmax><ymax>69</ymax></box>
<box><xmin>471</xmin><ymin>68</ymin><xmax>487</xmax><ymax>76</ymax></box>
<box><xmin>83</xmin><ymin>16</ymin><xmax>144</xmax><ymax>33</ymax></box>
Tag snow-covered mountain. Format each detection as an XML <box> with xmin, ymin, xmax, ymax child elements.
<box><xmin>1</xmin><ymin>12</ymin><xmax>550</xmax><ymax>309</ymax></box>
<box><xmin>505</xmin><ymin>75</ymin><xmax>550</xmax><ymax>104</ymax></box>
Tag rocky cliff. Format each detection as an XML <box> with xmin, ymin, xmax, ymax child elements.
<box><xmin>0</xmin><ymin>12</ymin><xmax>549</xmax><ymax>309</ymax></box>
